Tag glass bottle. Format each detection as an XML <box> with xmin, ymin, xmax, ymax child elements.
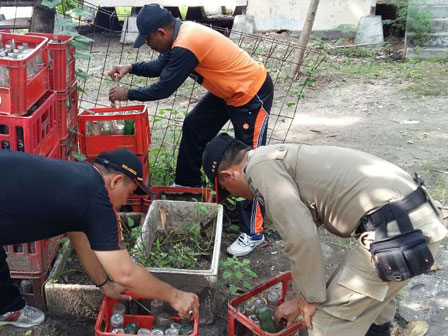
<box><xmin>16</xmin><ymin>127</ymin><xmax>25</xmax><ymax>152</ymax></box>
<box><xmin>110</xmin><ymin>302</ymin><xmax>125</xmax><ymax>329</ymax></box>
<box><xmin>255</xmin><ymin>306</ymin><xmax>277</xmax><ymax>333</ymax></box>
<box><xmin>111</xmin><ymin>328</ymin><xmax>125</xmax><ymax>334</ymax></box>
<box><xmin>243</xmin><ymin>300</ymin><xmax>256</xmax><ymax>317</ymax></box>
<box><xmin>151</xmin><ymin>329</ymin><xmax>164</xmax><ymax>335</ymax></box>
<box><xmin>154</xmin><ymin>312</ymin><xmax>170</xmax><ymax>330</ymax></box>
<box><xmin>137</xmin><ymin>328</ymin><xmax>152</xmax><ymax>334</ymax></box>
<box><xmin>150</xmin><ymin>299</ymin><xmax>164</xmax><ymax>321</ymax></box>
<box><xmin>179</xmin><ymin>324</ymin><xmax>193</xmax><ymax>335</ymax></box>
<box><xmin>1</xmin><ymin>141</ymin><xmax>10</xmax><ymax>150</ymax></box>
<box><xmin>124</xmin><ymin>119</ymin><xmax>135</xmax><ymax>135</ymax></box>
<box><xmin>165</xmin><ymin>328</ymin><xmax>179</xmax><ymax>335</ymax></box>
<box><xmin>124</xmin><ymin>322</ymin><xmax>139</xmax><ymax>334</ymax></box>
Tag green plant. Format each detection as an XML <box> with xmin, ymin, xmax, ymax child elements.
<box><xmin>219</xmin><ymin>256</ymin><xmax>258</xmax><ymax>293</ymax></box>
<box><xmin>130</xmin><ymin>204</ymin><xmax>217</xmax><ymax>269</ymax></box>
<box><xmin>383</xmin><ymin>1</ymin><xmax>432</xmax><ymax>46</ymax></box>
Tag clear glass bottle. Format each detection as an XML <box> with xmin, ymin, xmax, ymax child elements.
<box><xmin>150</xmin><ymin>299</ymin><xmax>164</xmax><ymax>321</ymax></box>
<box><xmin>165</xmin><ymin>328</ymin><xmax>179</xmax><ymax>335</ymax></box>
<box><xmin>0</xmin><ymin>66</ymin><xmax>9</xmax><ymax>87</ymax></box>
<box><xmin>155</xmin><ymin>312</ymin><xmax>171</xmax><ymax>329</ymax></box>
<box><xmin>16</xmin><ymin>127</ymin><xmax>25</xmax><ymax>152</ymax></box>
<box><xmin>110</xmin><ymin>302</ymin><xmax>125</xmax><ymax>329</ymax></box>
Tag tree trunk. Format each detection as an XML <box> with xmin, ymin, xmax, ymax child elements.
<box><xmin>30</xmin><ymin>0</ymin><xmax>55</xmax><ymax>33</ymax></box>
<box><xmin>288</xmin><ymin>0</ymin><xmax>320</xmax><ymax>79</ymax></box>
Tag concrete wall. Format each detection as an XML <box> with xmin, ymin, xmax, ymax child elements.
<box><xmin>247</xmin><ymin>0</ymin><xmax>370</xmax><ymax>33</ymax></box>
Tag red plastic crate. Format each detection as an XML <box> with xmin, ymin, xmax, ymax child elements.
<box><xmin>228</xmin><ymin>272</ymin><xmax>304</xmax><ymax>336</ymax></box>
<box><xmin>46</xmin><ymin>142</ymin><xmax>62</xmax><ymax>159</ymax></box>
<box><xmin>25</xmin><ymin>32</ymin><xmax>75</xmax><ymax>91</ymax></box>
<box><xmin>78</xmin><ymin>105</ymin><xmax>150</xmax><ymax>157</ymax></box>
<box><xmin>151</xmin><ymin>186</ymin><xmax>213</xmax><ymax>203</ymax></box>
<box><xmin>121</xmin><ymin>194</ymin><xmax>151</xmax><ymax>213</ymax></box>
<box><xmin>10</xmin><ymin>268</ymin><xmax>51</xmax><ymax>311</ymax></box>
<box><xmin>56</xmin><ymin>81</ymin><xmax>78</xmax><ymax>140</ymax></box>
<box><xmin>5</xmin><ymin>235</ymin><xmax>62</xmax><ymax>276</ymax></box>
<box><xmin>0</xmin><ymin>32</ymin><xmax>50</xmax><ymax>115</ymax></box>
<box><xmin>0</xmin><ymin>91</ymin><xmax>58</xmax><ymax>155</ymax></box>
<box><xmin>61</xmin><ymin>132</ymin><xmax>78</xmax><ymax>160</ymax></box>
<box><xmin>95</xmin><ymin>291</ymin><xmax>199</xmax><ymax>336</ymax></box>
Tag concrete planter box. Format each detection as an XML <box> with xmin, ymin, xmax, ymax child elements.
<box><xmin>137</xmin><ymin>200</ymin><xmax>223</xmax><ymax>325</ymax></box>
<box><xmin>45</xmin><ymin>212</ymin><xmax>145</xmax><ymax>319</ymax></box>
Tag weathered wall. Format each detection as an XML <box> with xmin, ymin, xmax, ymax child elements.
<box><xmin>247</xmin><ymin>0</ymin><xmax>370</xmax><ymax>32</ymax></box>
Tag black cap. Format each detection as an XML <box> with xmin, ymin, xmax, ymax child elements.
<box><xmin>133</xmin><ymin>3</ymin><xmax>175</xmax><ymax>48</ymax></box>
<box><xmin>94</xmin><ymin>148</ymin><xmax>153</xmax><ymax>195</ymax></box>
<box><xmin>202</xmin><ymin>133</ymin><xmax>238</xmax><ymax>203</ymax></box>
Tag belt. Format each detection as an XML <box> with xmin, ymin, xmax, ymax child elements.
<box><xmin>356</xmin><ymin>177</ymin><xmax>435</xmax><ymax>240</ymax></box>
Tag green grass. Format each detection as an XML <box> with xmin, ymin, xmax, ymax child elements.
<box><xmin>320</xmin><ymin>47</ymin><xmax>448</xmax><ymax>97</ymax></box>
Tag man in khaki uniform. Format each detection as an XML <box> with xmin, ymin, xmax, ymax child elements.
<box><xmin>202</xmin><ymin>133</ymin><xmax>447</xmax><ymax>336</ymax></box>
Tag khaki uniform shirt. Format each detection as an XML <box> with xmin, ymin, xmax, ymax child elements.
<box><xmin>242</xmin><ymin>144</ymin><xmax>447</xmax><ymax>304</ymax></box>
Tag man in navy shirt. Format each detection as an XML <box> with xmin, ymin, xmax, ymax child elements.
<box><xmin>0</xmin><ymin>148</ymin><xmax>198</xmax><ymax>328</ymax></box>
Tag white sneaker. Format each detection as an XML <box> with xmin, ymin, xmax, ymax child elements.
<box><xmin>0</xmin><ymin>305</ymin><xmax>45</xmax><ymax>328</ymax></box>
<box><xmin>227</xmin><ymin>233</ymin><xmax>265</xmax><ymax>257</ymax></box>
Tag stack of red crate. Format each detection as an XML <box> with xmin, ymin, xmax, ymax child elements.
<box><xmin>0</xmin><ymin>32</ymin><xmax>64</xmax><ymax>309</ymax></box>
<box><xmin>26</xmin><ymin>32</ymin><xmax>78</xmax><ymax>160</ymax></box>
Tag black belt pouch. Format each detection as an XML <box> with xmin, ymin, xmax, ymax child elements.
<box><xmin>370</xmin><ymin>229</ymin><xmax>434</xmax><ymax>282</ymax></box>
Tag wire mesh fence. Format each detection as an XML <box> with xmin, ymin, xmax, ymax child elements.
<box><xmin>4</xmin><ymin>1</ymin><xmax>327</xmax><ymax>185</ymax></box>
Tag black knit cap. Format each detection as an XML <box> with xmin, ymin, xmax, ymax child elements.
<box><xmin>94</xmin><ymin>148</ymin><xmax>153</xmax><ymax>195</ymax></box>
<box><xmin>133</xmin><ymin>3</ymin><xmax>175</xmax><ymax>48</ymax></box>
<box><xmin>202</xmin><ymin>133</ymin><xmax>238</xmax><ymax>203</ymax></box>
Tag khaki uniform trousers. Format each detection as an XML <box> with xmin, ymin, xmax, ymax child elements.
<box><xmin>309</xmin><ymin>233</ymin><xmax>441</xmax><ymax>336</ymax></box>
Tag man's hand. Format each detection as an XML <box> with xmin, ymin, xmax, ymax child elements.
<box><xmin>169</xmin><ymin>289</ymin><xmax>200</xmax><ymax>319</ymax></box>
<box><xmin>274</xmin><ymin>293</ymin><xmax>317</xmax><ymax>330</ymax></box>
<box><xmin>108</xmin><ymin>64</ymin><xmax>132</xmax><ymax>81</ymax></box>
<box><xmin>100</xmin><ymin>281</ymin><xmax>131</xmax><ymax>301</ymax></box>
<box><xmin>274</xmin><ymin>293</ymin><xmax>301</xmax><ymax>327</ymax></box>
<box><xmin>297</xmin><ymin>295</ymin><xmax>317</xmax><ymax>329</ymax></box>
<box><xmin>109</xmin><ymin>86</ymin><xmax>129</xmax><ymax>102</ymax></box>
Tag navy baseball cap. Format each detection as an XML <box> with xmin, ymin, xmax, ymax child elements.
<box><xmin>202</xmin><ymin>133</ymin><xmax>239</xmax><ymax>203</ymax></box>
<box><xmin>133</xmin><ymin>3</ymin><xmax>175</xmax><ymax>48</ymax></box>
<box><xmin>94</xmin><ymin>148</ymin><xmax>153</xmax><ymax>195</ymax></box>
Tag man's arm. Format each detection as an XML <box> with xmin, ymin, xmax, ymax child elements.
<box><xmin>130</xmin><ymin>53</ymin><xmax>169</xmax><ymax>78</ymax></box>
<box><xmin>94</xmin><ymin>249</ymin><xmax>199</xmax><ymax>318</ymax></box>
<box><xmin>127</xmin><ymin>47</ymin><xmax>199</xmax><ymax>101</ymax></box>
<box><xmin>67</xmin><ymin>232</ymin><xmax>129</xmax><ymax>300</ymax></box>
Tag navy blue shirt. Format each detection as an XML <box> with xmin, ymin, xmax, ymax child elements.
<box><xmin>0</xmin><ymin>150</ymin><xmax>122</xmax><ymax>251</ymax></box>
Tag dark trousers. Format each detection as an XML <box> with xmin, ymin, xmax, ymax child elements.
<box><xmin>0</xmin><ymin>247</ymin><xmax>25</xmax><ymax>315</ymax></box>
<box><xmin>175</xmin><ymin>74</ymin><xmax>273</xmax><ymax>235</ymax></box>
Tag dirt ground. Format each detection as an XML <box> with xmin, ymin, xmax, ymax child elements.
<box><xmin>1</xmin><ymin>36</ymin><xmax>447</xmax><ymax>336</ymax></box>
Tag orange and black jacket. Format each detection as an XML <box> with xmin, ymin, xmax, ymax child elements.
<box><xmin>128</xmin><ymin>20</ymin><xmax>267</xmax><ymax>107</ymax></box>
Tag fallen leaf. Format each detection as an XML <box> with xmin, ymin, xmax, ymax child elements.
<box><xmin>310</xmin><ymin>129</ymin><xmax>322</xmax><ymax>133</ymax></box>
<box><xmin>402</xmin><ymin>320</ymin><xmax>429</xmax><ymax>336</ymax></box>
<box><xmin>430</xmin><ymin>263</ymin><xmax>443</xmax><ymax>271</ymax></box>
<box><xmin>25</xmin><ymin>330</ymin><xmax>33</xmax><ymax>336</ymax></box>
<box><xmin>159</xmin><ymin>207</ymin><xmax>167</xmax><ymax>231</ymax></box>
